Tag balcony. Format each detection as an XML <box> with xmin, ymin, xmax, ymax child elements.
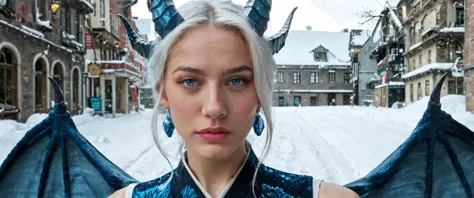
<box><xmin>96</xmin><ymin>60</ymin><xmax>141</xmax><ymax>80</ymax></box>
<box><xmin>73</xmin><ymin>0</ymin><xmax>94</xmax><ymax>14</ymax></box>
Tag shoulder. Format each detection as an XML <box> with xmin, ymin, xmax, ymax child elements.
<box><xmin>108</xmin><ymin>187</ymin><xmax>126</xmax><ymax>198</ymax></box>
<box><xmin>319</xmin><ymin>182</ymin><xmax>359</xmax><ymax>198</ymax></box>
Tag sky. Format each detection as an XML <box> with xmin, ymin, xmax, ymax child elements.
<box><xmin>131</xmin><ymin>0</ymin><xmax>392</xmax><ymax>37</ymax></box>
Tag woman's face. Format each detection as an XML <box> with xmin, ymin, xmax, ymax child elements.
<box><xmin>161</xmin><ymin>26</ymin><xmax>259</xmax><ymax>160</ymax></box>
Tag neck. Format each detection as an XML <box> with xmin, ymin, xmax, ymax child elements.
<box><xmin>186</xmin><ymin>142</ymin><xmax>248</xmax><ymax>197</ymax></box>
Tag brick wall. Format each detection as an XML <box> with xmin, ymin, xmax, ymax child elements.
<box><xmin>466</xmin><ymin>0</ymin><xmax>474</xmax><ymax>112</ymax></box>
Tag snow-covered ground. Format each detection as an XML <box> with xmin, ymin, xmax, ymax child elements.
<box><xmin>1</xmin><ymin>95</ymin><xmax>473</xmax><ymax>185</ymax></box>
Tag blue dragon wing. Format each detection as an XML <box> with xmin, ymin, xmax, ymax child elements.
<box><xmin>0</xmin><ymin>78</ymin><xmax>138</xmax><ymax>198</ymax></box>
<box><xmin>345</xmin><ymin>72</ymin><xmax>474</xmax><ymax>198</ymax></box>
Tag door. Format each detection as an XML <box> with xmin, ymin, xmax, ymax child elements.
<box><xmin>310</xmin><ymin>96</ymin><xmax>318</xmax><ymax>106</ymax></box>
<box><xmin>343</xmin><ymin>94</ymin><xmax>350</xmax><ymax>105</ymax></box>
<box><xmin>294</xmin><ymin>96</ymin><xmax>301</xmax><ymax>106</ymax></box>
<box><xmin>278</xmin><ymin>96</ymin><xmax>285</xmax><ymax>106</ymax></box>
<box><xmin>327</xmin><ymin>93</ymin><xmax>336</xmax><ymax>106</ymax></box>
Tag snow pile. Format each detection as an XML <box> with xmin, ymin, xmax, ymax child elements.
<box><xmin>25</xmin><ymin>113</ymin><xmax>49</xmax><ymax>126</ymax></box>
<box><xmin>401</xmin><ymin>63</ymin><xmax>453</xmax><ymax>79</ymax></box>
<box><xmin>440</xmin><ymin>27</ymin><xmax>465</xmax><ymax>33</ymax></box>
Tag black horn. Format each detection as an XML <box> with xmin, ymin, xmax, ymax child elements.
<box><xmin>149</xmin><ymin>0</ymin><xmax>185</xmax><ymax>38</ymax></box>
<box><xmin>119</xmin><ymin>15</ymin><xmax>154</xmax><ymax>59</ymax></box>
<box><xmin>430</xmin><ymin>72</ymin><xmax>450</xmax><ymax>106</ymax></box>
<box><xmin>243</xmin><ymin>0</ymin><xmax>271</xmax><ymax>37</ymax></box>
<box><xmin>48</xmin><ymin>77</ymin><xmax>64</xmax><ymax>104</ymax></box>
<box><xmin>267</xmin><ymin>7</ymin><xmax>297</xmax><ymax>54</ymax></box>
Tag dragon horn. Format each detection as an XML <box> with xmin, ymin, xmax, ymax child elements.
<box><xmin>149</xmin><ymin>0</ymin><xmax>185</xmax><ymax>38</ymax></box>
<box><xmin>243</xmin><ymin>0</ymin><xmax>271</xmax><ymax>37</ymax></box>
<box><xmin>430</xmin><ymin>72</ymin><xmax>449</xmax><ymax>106</ymax></box>
<box><xmin>118</xmin><ymin>15</ymin><xmax>153</xmax><ymax>59</ymax></box>
<box><xmin>267</xmin><ymin>7</ymin><xmax>298</xmax><ymax>54</ymax></box>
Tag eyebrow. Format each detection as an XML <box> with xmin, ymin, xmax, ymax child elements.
<box><xmin>172</xmin><ymin>65</ymin><xmax>252</xmax><ymax>75</ymax></box>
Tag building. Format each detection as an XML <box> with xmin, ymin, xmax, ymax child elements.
<box><xmin>465</xmin><ymin>0</ymin><xmax>473</xmax><ymax>113</ymax></box>
<box><xmin>398</xmin><ymin>0</ymin><xmax>465</xmax><ymax>104</ymax></box>
<box><xmin>272</xmin><ymin>29</ymin><xmax>353</xmax><ymax>106</ymax></box>
<box><xmin>0</xmin><ymin>0</ymin><xmax>93</xmax><ymax>121</ymax></box>
<box><xmin>348</xmin><ymin>29</ymin><xmax>372</xmax><ymax>105</ymax></box>
<box><xmin>370</xmin><ymin>1</ymin><xmax>406</xmax><ymax>108</ymax></box>
<box><xmin>84</xmin><ymin>0</ymin><xmax>143</xmax><ymax>117</ymax></box>
<box><xmin>356</xmin><ymin>35</ymin><xmax>379</xmax><ymax>106</ymax></box>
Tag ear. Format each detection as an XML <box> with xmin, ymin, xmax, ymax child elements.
<box><xmin>156</xmin><ymin>83</ymin><xmax>169</xmax><ymax>109</ymax></box>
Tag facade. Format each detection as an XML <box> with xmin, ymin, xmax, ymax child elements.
<box><xmin>0</xmin><ymin>0</ymin><xmax>93</xmax><ymax>121</ymax></box>
<box><xmin>371</xmin><ymin>1</ymin><xmax>406</xmax><ymax>108</ymax></box>
<box><xmin>272</xmin><ymin>29</ymin><xmax>353</xmax><ymax>106</ymax></box>
<box><xmin>356</xmin><ymin>36</ymin><xmax>378</xmax><ymax>106</ymax></box>
<box><xmin>398</xmin><ymin>0</ymin><xmax>465</xmax><ymax>105</ymax></box>
<box><xmin>84</xmin><ymin>0</ymin><xmax>143</xmax><ymax>117</ymax></box>
<box><xmin>133</xmin><ymin>17</ymin><xmax>155</xmax><ymax>109</ymax></box>
<box><xmin>465</xmin><ymin>0</ymin><xmax>473</xmax><ymax>112</ymax></box>
<box><xmin>348</xmin><ymin>29</ymin><xmax>372</xmax><ymax>106</ymax></box>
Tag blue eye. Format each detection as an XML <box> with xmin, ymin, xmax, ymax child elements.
<box><xmin>183</xmin><ymin>79</ymin><xmax>197</xmax><ymax>87</ymax></box>
<box><xmin>230</xmin><ymin>78</ymin><xmax>244</xmax><ymax>86</ymax></box>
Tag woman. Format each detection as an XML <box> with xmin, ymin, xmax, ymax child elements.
<box><xmin>111</xmin><ymin>0</ymin><xmax>359</xmax><ymax>197</ymax></box>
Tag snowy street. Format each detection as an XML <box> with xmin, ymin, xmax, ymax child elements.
<box><xmin>1</xmin><ymin>95</ymin><xmax>473</xmax><ymax>185</ymax></box>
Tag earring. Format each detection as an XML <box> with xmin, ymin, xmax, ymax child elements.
<box><xmin>253</xmin><ymin>112</ymin><xmax>265</xmax><ymax>136</ymax></box>
<box><xmin>162</xmin><ymin>109</ymin><xmax>175</xmax><ymax>137</ymax></box>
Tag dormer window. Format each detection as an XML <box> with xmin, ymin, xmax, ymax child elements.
<box><xmin>312</xmin><ymin>45</ymin><xmax>328</xmax><ymax>62</ymax></box>
<box><xmin>314</xmin><ymin>52</ymin><xmax>328</xmax><ymax>62</ymax></box>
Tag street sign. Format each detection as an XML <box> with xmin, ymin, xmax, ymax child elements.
<box><xmin>88</xmin><ymin>64</ymin><xmax>101</xmax><ymax>75</ymax></box>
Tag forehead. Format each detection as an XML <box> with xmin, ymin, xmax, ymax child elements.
<box><xmin>167</xmin><ymin>26</ymin><xmax>252</xmax><ymax>73</ymax></box>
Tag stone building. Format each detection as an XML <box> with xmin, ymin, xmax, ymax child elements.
<box><xmin>272</xmin><ymin>29</ymin><xmax>353</xmax><ymax>106</ymax></box>
<box><xmin>348</xmin><ymin>29</ymin><xmax>372</xmax><ymax>105</ymax></box>
<box><xmin>398</xmin><ymin>0</ymin><xmax>465</xmax><ymax>104</ymax></box>
<box><xmin>370</xmin><ymin>1</ymin><xmax>405</xmax><ymax>108</ymax></box>
<box><xmin>0</xmin><ymin>0</ymin><xmax>93</xmax><ymax>121</ymax></box>
<box><xmin>465</xmin><ymin>0</ymin><xmax>473</xmax><ymax>112</ymax></box>
<box><xmin>84</xmin><ymin>0</ymin><xmax>143</xmax><ymax>117</ymax></box>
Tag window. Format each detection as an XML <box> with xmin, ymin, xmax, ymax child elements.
<box><xmin>278</xmin><ymin>96</ymin><xmax>285</xmax><ymax>106</ymax></box>
<box><xmin>455</xmin><ymin>7</ymin><xmax>465</xmax><ymax>27</ymax></box>
<box><xmin>293</xmin><ymin>72</ymin><xmax>301</xmax><ymax>84</ymax></box>
<box><xmin>344</xmin><ymin>73</ymin><xmax>351</xmax><ymax>84</ymax></box>
<box><xmin>410</xmin><ymin>84</ymin><xmax>414</xmax><ymax>102</ymax></box>
<box><xmin>436</xmin><ymin>12</ymin><xmax>440</xmax><ymax>25</ymax></box>
<box><xmin>417</xmin><ymin>82</ymin><xmax>422</xmax><ymax>100</ymax></box>
<box><xmin>412</xmin><ymin>59</ymin><xmax>416</xmax><ymax>70</ymax></box>
<box><xmin>276</xmin><ymin>72</ymin><xmax>283</xmax><ymax>83</ymax></box>
<box><xmin>329</xmin><ymin>72</ymin><xmax>336</xmax><ymax>84</ymax></box>
<box><xmin>294</xmin><ymin>96</ymin><xmax>301</xmax><ymax>106</ymax></box>
<box><xmin>310</xmin><ymin>72</ymin><xmax>319</xmax><ymax>84</ymax></box>
<box><xmin>0</xmin><ymin>49</ymin><xmax>15</xmax><ymax>108</ymax></box>
<box><xmin>425</xmin><ymin>80</ymin><xmax>430</xmax><ymax>96</ymax></box>
<box><xmin>314</xmin><ymin>52</ymin><xmax>328</xmax><ymax>62</ymax></box>
<box><xmin>428</xmin><ymin>50</ymin><xmax>432</xmax><ymax>63</ymax></box>
<box><xmin>419</xmin><ymin>54</ymin><xmax>423</xmax><ymax>66</ymax></box>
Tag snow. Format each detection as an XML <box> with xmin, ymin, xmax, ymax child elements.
<box><xmin>35</xmin><ymin>9</ymin><xmax>52</xmax><ymax>30</ymax></box>
<box><xmin>440</xmin><ymin>27</ymin><xmax>465</xmax><ymax>33</ymax></box>
<box><xmin>79</xmin><ymin>0</ymin><xmax>94</xmax><ymax>11</ymax></box>
<box><xmin>1</xmin><ymin>96</ymin><xmax>473</xmax><ymax>185</ymax></box>
<box><xmin>374</xmin><ymin>81</ymin><xmax>405</xmax><ymax>89</ymax></box>
<box><xmin>21</xmin><ymin>25</ymin><xmax>44</xmax><ymax>38</ymax></box>
<box><xmin>386</xmin><ymin>3</ymin><xmax>402</xmax><ymax>29</ymax></box>
<box><xmin>352</xmin><ymin>29</ymin><xmax>372</xmax><ymax>46</ymax></box>
<box><xmin>275</xmin><ymin>89</ymin><xmax>353</xmax><ymax>93</ymax></box>
<box><xmin>0</xmin><ymin>20</ymin><xmax>73</xmax><ymax>53</ymax></box>
<box><xmin>408</xmin><ymin>42</ymin><xmax>422</xmax><ymax>51</ymax></box>
<box><xmin>273</xmin><ymin>30</ymin><xmax>351</xmax><ymax>65</ymax></box>
<box><xmin>401</xmin><ymin>62</ymin><xmax>453</xmax><ymax>79</ymax></box>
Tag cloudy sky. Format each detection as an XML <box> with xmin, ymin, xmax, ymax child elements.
<box><xmin>131</xmin><ymin>0</ymin><xmax>390</xmax><ymax>35</ymax></box>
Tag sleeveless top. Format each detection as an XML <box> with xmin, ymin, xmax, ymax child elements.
<box><xmin>124</xmin><ymin>146</ymin><xmax>322</xmax><ymax>198</ymax></box>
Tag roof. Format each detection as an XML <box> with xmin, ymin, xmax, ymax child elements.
<box><xmin>351</xmin><ymin>29</ymin><xmax>372</xmax><ymax>46</ymax></box>
<box><xmin>273</xmin><ymin>30</ymin><xmax>351</xmax><ymax>66</ymax></box>
<box><xmin>401</xmin><ymin>63</ymin><xmax>454</xmax><ymax>79</ymax></box>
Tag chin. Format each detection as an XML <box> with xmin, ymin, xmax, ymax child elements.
<box><xmin>193</xmin><ymin>143</ymin><xmax>238</xmax><ymax>160</ymax></box>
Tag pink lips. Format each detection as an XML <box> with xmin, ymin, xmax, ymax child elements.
<box><xmin>196</xmin><ymin>127</ymin><xmax>231</xmax><ymax>142</ymax></box>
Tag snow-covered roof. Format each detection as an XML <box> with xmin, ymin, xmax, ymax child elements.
<box><xmin>402</xmin><ymin>63</ymin><xmax>454</xmax><ymax>79</ymax></box>
<box><xmin>375</xmin><ymin>81</ymin><xmax>405</xmax><ymax>89</ymax></box>
<box><xmin>352</xmin><ymin>29</ymin><xmax>372</xmax><ymax>46</ymax></box>
<box><xmin>273</xmin><ymin>30</ymin><xmax>351</xmax><ymax>66</ymax></box>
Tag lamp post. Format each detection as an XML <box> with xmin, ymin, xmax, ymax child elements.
<box><xmin>50</xmin><ymin>0</ymin><xmax>60</xmax><ymax>16</ymax></box>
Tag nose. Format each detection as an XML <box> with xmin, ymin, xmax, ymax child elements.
<box><xmin>202</xmin><ymin>84</ymin><xmax>227</xmax><ymax>119</ymax></box>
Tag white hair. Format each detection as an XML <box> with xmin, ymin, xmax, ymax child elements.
<box><xmin>148</xmin><ymin>0</ymin><xmax>276</xmax><ymax>195</ymax></box>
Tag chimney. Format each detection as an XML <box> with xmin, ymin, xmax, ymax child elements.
<box><xmin>306</xmin><ymin>26</ymin><xmax>312</xmax><ymax>31</ymax></box>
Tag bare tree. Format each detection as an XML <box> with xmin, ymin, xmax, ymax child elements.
<box><xmin>356</xmin><ymin>7</ymin><xmax>382</xmax><ymax>26</ymax></box>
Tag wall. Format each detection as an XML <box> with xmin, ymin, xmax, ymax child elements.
<box><xmin>274</xmin><ymin>66</ymin><xmax>353</xmax><ymax>91</ymax></box>
<box><xmin>465</xmin><ymin>0</ymin><xmax>474</xmax><ymax>112</ymax></box>
<box><xmin>272</xmin><ymin>92</ymin><xmax>351</xmax><ymax>106</ymax></box>
<box><xmin>404</xmin><ymin>73</ymin><xmax>450</xmax><ymax>104</ymax></box>
<box><xmin>358</xmin><ymin>36</ymin><xmax>378</xmax><ymax>105</ymax></box>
